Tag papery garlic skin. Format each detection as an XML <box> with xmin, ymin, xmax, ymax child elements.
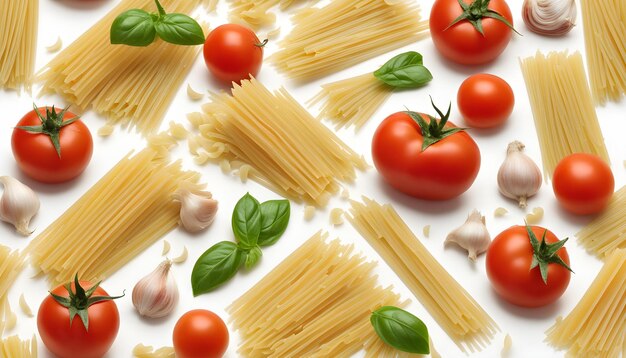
<box><xmin>133</xmin><ymin>260</ymin><xmax>179</xmax><ymax>318</ymax></box>
<box><xmin>522</xmin><ymin>0</ymin><xmax>577</xmax><ymax>36</ymax></box>
<box><xmin>0</xmin><ymin>176</ymin><xmax>40</xmax><ymax>236</ymax></box>
<box><xmin>445</xmin><ymin>210</ymin><xmax>491</xmax><ymax>261</ymax></box>
<box><xmin>497</xmin><ymin>141</ymin><xmax>542</xmax><ymax>208</ymax></box>
<box><xmin>173</xmin><ymin>189</ymin><xmax>218</xmax><ymax>233</ymax></box>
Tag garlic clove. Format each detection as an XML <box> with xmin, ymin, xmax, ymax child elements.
<box><xmin>522</xmin><ymin>0</ymin><xmax>577</xmax><ymax>37</ymax></box>
<box><xmin>172</xmin><ymin>189</ymin><xmax>218</xmax><ymax>233</ymax></box>
<box><xmin>132</xmin><ymin>259</ymin><xmax>179</xmax><ymax>318</ymax></box>
<box><xmin>497</xmin><ymin>141</ymin><xmax>542</xmax><ymax>208</ymax></box>
<box><xmin>445</xmin><ymin>210</ymin><xmax>491</xmax><ymax>261</ymax></box>
<box><xmin>0</xmin><ymin>176</ymin><xmax>40</xmax><ymax>236</ymax></box>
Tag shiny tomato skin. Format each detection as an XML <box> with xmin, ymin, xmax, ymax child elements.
<box><xmin>37</xmin><ymin>281</ymin><xmax>120</xmax><ymax>358</ymax></box>
<box><xmin>552</xmin><ymin>153</ymin><xmax>615</xmax><ymax>215</ymax></box>
<box><xmin>457</xmin><ymin>74</ymin><xmax>514</xmax><ymax>128</ymax></box>
<box><xmin>173</xmin><ymin>309</ymin><xmax>229</xmax><ymax>358</ymax></box>
<box><xmin>372</xmin><ymin>112</ymin><xmax>480</xmax><ymax>200</ymax></box>
<box><xmin>12</xmin><ymin>107</ymin><xmax>93</xmax><ymax>183</ymax></box>
<box><xmin>430</xmin><ymin>0</ymin><xmax>513</xmax><ymax>65</ymax></box>
<box><xmin>486</xmin><ymin>226</ymin><xmax>571</xmax><ymax>308</ymax></box>
<box><xmin>203</xmin><ymin>24</ymin><xmax>264</xmax><ymax>84</ymax></box>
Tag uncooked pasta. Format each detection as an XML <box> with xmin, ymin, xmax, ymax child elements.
<box><xmin>229</xmin><ymin>0</ymin><xmax>312</xmax><ymax>28</ymax></box>
<box><xmin>577</xmin><ymin>185</ymin><xmax>626</xmax><ymax>258</ymax></box>
<box><xmin>0</xmin><ymin>0</ymin><xmax>38</xmax><ymax>90</ymax></box>
<box><xmin>0</xmin><ymin>335</ymin><xmax>37</xmax><ymax>358</ymax></box>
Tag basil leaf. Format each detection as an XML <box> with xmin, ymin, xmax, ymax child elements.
<box><xmin>244</xmin><ymin>246</ymin><xmax>263</xmax><ymax>270</ymax></box>
<box><xmin>110</xmin><ymin>9</ymin><xmax>156</xmax><ymax>47</ymax></box>
<box><xmin>232</xmin><ymin>193</ymin><xmax>261</xmax><ymax>250</ymax></box>
<box><xmin>191</xmin><ymin>241</ymin><xmax>244</xmax><ymax>296</ymax></box>
<box><xmin>257</xmin><ymin>200</ymin><xmax>290</xmax><ymax>247</ymax></box>
<box><xmin>154</xmin><ymin>13</ymin><xmax>205</xmax><ymax>46</ymax></box>
<box><xmin>373</xmin><ymin>51</ymin><xmax>433</xmax><ymax>88</ymax></box>
<box><xmin>370</xmin><ymin>306</ymin><xmax>430</xmax><ymax>354</ymax></box>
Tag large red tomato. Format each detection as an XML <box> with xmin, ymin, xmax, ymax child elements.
<box><xmin>372</xmin><ymin>103</ymin><xmax>480</xmax><ymax>200</ymax></box>
<box><xmin>37</xmin><ymin>278</ymin><xmax>123</xmax><ymax>358</ymax></box>
<box><xmin>173</xmin><ymin>309</ymin><xmax>229</xmax><ymax>358</ymax></box>
<box><xmin>552</xmin><ymin>153</ymin><xmax>614</xmax><ymax>215</ymax></box>
<box><xmin>430</xmin><ymin>0</ymin><xmax>515</xmax><ymax>65</ymax></box>
<box><xmin>486</xmin><ymin>226</ymin><xmax>572</xmax><ymax>308</ymax></box>
<box><xmin>12</xmin><ymin>105</ymin><xmax>93</xmax><ymax>183</ymax></box>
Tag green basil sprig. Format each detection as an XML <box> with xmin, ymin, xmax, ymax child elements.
<box><xmin>370</xmin><ymin>306</ymin><xmax>430</xmax><ymax>354</ymax></box>
<box><xmin>373</xmin><ymin>51</ymin><xmax>433</xmax><ymax>88</ymax></box>
<box><xmin>191</xmin><ymin>193</ymin><xmax>290</xmax><ymax>296</ymax></box>
<box><xmin>110</xmin><ymin>0</ymin><xmax>205</xmax><ymax>47</ymax></box>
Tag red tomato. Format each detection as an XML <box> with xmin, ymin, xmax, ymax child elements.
<box><xmin>430</xmin><ymin>0</ymin><xmax>514</xmax><ymax>65</ymax></box>
<box><xmin>12</xmin><ymin>106</ymin><xmax>93</xmax><ymax>183</ymax></box>
<box><xmin>372</xmin><ymin>109</ymin><xmax>480</xmax><ymax>200</ymax></box>
<box><xmin>173</xmin><ymin>309</ymin><xmax>229</xmax><ymax>358</ymax></box>
<box><xmin>203</xmin><ymin>24</ymin><xmax>264</xmax><ymax>84</ymax></box>
<box><xmin>552</xmin><ymin>153</ymin><xmax>614</xmax><ymax>215</ymax></box>
<box><xmin>37</xmin><ymin>280</ymin><xmax>121</xmax><ymax>358</ymax></box>
<box><xmin>457</xmin><ymin>74</ymin><xmax>514</xmax><ymax>128</ymax></box>
<box><xmin>486</xmin><ymin>226</ymin><xmax>572</xmax><ymax>308</ymax></box>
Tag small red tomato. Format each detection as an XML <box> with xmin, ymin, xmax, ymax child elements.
<box><xmin>486</xmin><ymin>225</ymin><xmax>572</xmax><ymax>308</ymax></box>
<box><xmin>552</xmin><ymin>153</ymin><xmax>614</xmax><ymax>215</ymax></box>
<box><xmin>37</xmin><ymin>278</ymin><xmax>123</xmax><ymax>358</ymax></box>
<box><xmin>173</xmin><ymin>309</ymin><xmax>229</xmax><ymax>358</ymax></box>
<box><xmin>203</xmin><ymin>24</ymin><xmax>265</xmax><ymax>84</ymax></box>
<box><xmin>457</xmin><ymin>74</ymin><xmax>514</xmax><ymax>128</ymax></box>
<box><xmin>12</xmin><ymin>105</ymin><xmax>93</xmax><ymax>183</ymax></box>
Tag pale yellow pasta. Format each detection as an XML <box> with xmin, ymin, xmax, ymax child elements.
<box><xmin>0</xmin><ymin>0</ymin><xmax>38</xmax><ymax>90</ymax></box>
<box><xmin>168</xmin><ymin>122</ymin><xmax>188</xmax><ymax>140</ymax></box>
<box><xmin>580</xmin><ymin>0</ymin><xmax>626</xmax><ymax>104</ymax></box>
<box><xmin>330</xmin><ymin>208</ymin><xmax>344</xmax><ymax>226</ymax></box>
<box><xmin>577</xmin><ymin>185</ymin><xmax>626</xmax><ymax>258</ymax></box>
<box><xmin>341</xmin><ymin>187</ymin><xmax>350</xmax><ymax>200</ymax></box>
<box><xmin>423</xmin><ymin>225</ymin><xmax>431</xmax><ymax>238</ymax></box>
<box><xmin>0</xmin><ymin>246</ymin><xmax>26</xmax><ymax>335</ymax></box>
<box><xmin>133</xmin><ymin>344</ymin><xmax>175</xmax><ymax>358</ymax></box>
<box><xmin>546</xmin><ymin>249</ymin><xmax>626</xmax><ymax>357</ymax></box>
<box><xmin>303</xmin><ymin>205</ymin><xmax>316</xmax><ymax>221</ymax></box>
<box><xmin>97</xmin><ymin>124</ymin><xmax>115</xmax><ymax>137</ymax></box>
<box><xmin>37</xmin><ymin>0</ymin><xmax>209</xmax><ymax>135</ymax></box>
<box><xmin>347</xmin><ymin>198</ymin><xmax>498</xmax><ymax>353</ymax></box>
<box><xmin>501</xmin><ymin>334</ymin><xmax>512</xmax><ymax>357</ymax></box>
<box><xmin>219</xmin><ymin>159</ymin><xmax>232</xmax><ymax>173</ymax></box>
<box><xmin>238</xmin><ymin>164</ymin><xmax>253</xmax><ymax>182</ymax></box>
<box><xmin>520</xmin><ymin>51</ymin><xmax>609</xmax><ymax>178</ymax></box>
<box><xmin>18</xmin><ymin>294</ymin><xmax>33</xmax><ymax>318</ymax></box>
<box><xmin>228</xmin><ymin>231</ymin><xmax>406</xmax><ymax>357</ymax></box>
<box><xmin>270</xmin><ymin>0</ymin><xmax>429</xmax><ymax>81</ymax></box>
<box><xmin>311</xmin><ymin>73</ymin><xmax>393</xmax><ymax>130</ymax></box>
<box><xmin>188</xmin><ymin>78</ymin><xmax>367</xmax><ymax>206</ymax></box>
<box><xmin>45</xmin><ymin>36</ymin><xmax>63</xmax><ymax>53</ymax></box>
<box><xmin>26</xmin><ymin>147</ymin><xmax>205</xmax><ymax>285</ymax></box>
<box><xmin>524</xmin><ymin>207</ymin><xmax>544</xmax><ymax>225</ymax></box>
<box><xmin>229</xmin><ymin>0</ymin><xmax>311</xmax><ymax>28</ymax></box>
<box><xmin>494</xmin><ymin>207</ymin><xmax>508</xmax><ymax>217</ymax></box>
<box><xmin>0</xmin><ymin>335</ymin><xmax>37</xmax><ymax>358</ymax></box>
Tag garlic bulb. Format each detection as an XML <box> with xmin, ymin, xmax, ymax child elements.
<box><xmin>522</xmin><ymin>0</ymin><xmax>577</xmax><ymax>36</ymax></box>
<box><xmin>172</xmin><ymin>189</ymin><xmax>218</xmax><ymax>233</ymax></box>
<box><xmin>445</xmin><ymin>210</ymin><xmax>491</xmax><ymax>261</ymax></box>
<box><xmin>0</xmin><ymin>176</ymin><xmax>40</xmax><ymax>236</ymax></box>
<box><xmin>132</xmin><ymin>260</ymin><xmax>179</xmax><ymax>318</ymax></box>
<box><xmin>497</xmin><ymin>141</ymin><xmax>542</xmax><ymax>208</ymax></box>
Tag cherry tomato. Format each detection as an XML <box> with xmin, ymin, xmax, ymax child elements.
<box><xmin>372</xmin><ymin>106</ymin><xmax>480</xmax><ymax>200</ymax></box>
<box><xmin>430</xmin><ymin>0</ymin><xmax>514</xmax><ymax>65</ymax></box>
<box><xmin>203</xmin><ymin>24</ymin><xmax>264</xmax><ymax>84</ymax></box>
<box><xmin>552</xmin><ymin>153</ymin><xmax>614</xmax><ymax>215</ymax></box>
<box><xmin>457</xmin><ymin>74</ymin><xmax>514</xmax><ymax>128</ymax></box>
<box><xmin>486</xmin><ymin>226</ymin><xmax>572</xmax><ymax>308</ymax></box>
<box><xmin>37</xmin><ymin>280</ymin><xmax>121</xmax><ymax>358</ymax></box>
<box><xmin>12</xmin><ymin>106</ymin><xmax>93</xmax><ymax>183</ymax></box>
<box><xmin>173</xmin><ymin>309</ymin><xmax>229</xmax><ymax>358</ymax></box>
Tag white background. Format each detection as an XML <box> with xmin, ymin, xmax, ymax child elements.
<box><xmin>1</xmin><ymin>0</ymin><xmax>625</xmax><ymax>357</ymax></box>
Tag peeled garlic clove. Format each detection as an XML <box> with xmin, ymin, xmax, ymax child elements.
<box><xmin>172</xmin><ymin>189</ymin><xmax>218</xmax><ymax>233</ymax></box>
<box><xmin>132</xmin><ymin>260</ymin><xmax>179</xmax><ymax>318</ymax></box>
<box><xmin>445</xmin><ymin>210</ymin><xmax>491</xmax><ymax>261</ymax></box>
<box><xmin>0</xmin><ymin>176</ymin><xmax>40</xmax><ymax>236</ymax></box>
<box><xmin>522</xmin><ymin>0</ymin><xmax>577</xmax><ymax>36</ymax></box>
<box><xmin>497</xmin><ymin>141</ymin><xmax>542</xmax><ymax>208</ymax></box>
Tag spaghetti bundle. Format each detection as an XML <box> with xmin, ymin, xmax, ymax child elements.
<box><xmin>347</xmin><ymin>198</ymin><xmax>498</xmax><ymax>353</ymax></box>
<box><xmin>227</xmin><ymin>231</ymin><xmax>407</xmax><ymax>357</ymax></box>
<box><xmin>0</xmin><ymin>0</ymin><xmax>38</xmax><ymax>90</ymax></box>
<box><xmin>546</xmin><ymin>248</ymin><xmax>626</xmax><ymax>357</ymax></box>
<box><xmin>38</xmin><ymin>0</ymin><xmax>208</xmax><ymax>135</ymax></box>
<box><xmin>577</xmin><ymin>185</ymin><xmax>626</xmax><ymax>258</ymax></box>
<box><xmin>187</xmin><ymin>78</ymin><xmax>367</xmax><ymax>206</ymax></box>
<box><xmin>520</xmin><ymin>51</ymin><xmax>609</xmax><ymax>178</ymax></box>
<box><xmin>26</xmin><ymin>147</ymin><xmax>204</xmax><ymax>285</ymax></box>
<box><xmin>580</xmin><ymin>0</ymin><xmax>626</xmax><ymax>104</ymax></box>
<box><xmin>0</xmin><ymin>335</ymin><xmax>37</xmax><ymax>358</ymax></box>
<box><xmin>0</xmin><ymin>246</ymin><xmax>25</xmax><ymax>335</ymax></box>
<box><xmin>229</xmin><ymin>0</ymin><xmax>310</xmax><ymax>28</ymax></box>
<box><xmin>269</xmin><ymin>0</ymin><xmax>429</xmax><ymax>81</ymax></box>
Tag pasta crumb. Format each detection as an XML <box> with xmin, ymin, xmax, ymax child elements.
<box><xmin>340</xmin><ymin>188</ymin><xmax>350</xmax><ymax>200</ymax></box>
<box><xmin>238</xmin><ymin>164</ymin><xmax>253</xmax><ymax>182</ymax></box>
<box><xmin>219</xmin><ymin>160</ymin><xmax>232</xmax><ymax>173</ymax></box>
<box><xmin>168</xmin><ymin>122</ymin><xmax>188</xmax><ymax>140</ymax></box>
<box><xmin>18</xmin><ymin>293</ymin><xmax>33</xmax><ymax>317</ymax></box>
<box><xmin>501</xmin><ymin>334</ymin><xmax>512</xmax><ymax>357</ymax></box>
<box><xmin>97</xmin><ymin>124</ymin><xmax>114</xmax><ymax>137</ymax></box>
<box><xmin>525</xmin><ymin>207</ymin><xmax>544</xmax><ymax>224</ymax></box>
<box><xmin>330</xmin><ymin>208</ymin><xmax>344</xmax><ymax>226</ymax></box>
<box><xmin>494</xmin><ymin>207</ymin><xmax>509</xmax><ymax>217</ymax></box>
<box><xmin>304</xmin><ymin>206</ymin><xmax>316</xmax><ymax>221</ymax></box>
<box><xmin>422</xmin><ymin>225</ymin><xmax>431</xmax><ymax>238</ymax></box>
<box><xmin>133</xmin><ymin>344</ymin><xmax>175</xmax><ymax>358</ymax></box>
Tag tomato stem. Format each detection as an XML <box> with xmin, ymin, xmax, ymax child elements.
<box><xmin>445</xmin><ymin>0</ymin><xmax>520</xmax><ymax>36</ymax></box>
<box><xmin>525</xmin><ymin>224</ymin><xmax>574</xmax><ymax>284</ymax></box>
<box><xmin>15</xmin><ymin>104</ymin><xmax>81</xmax><ymax>158</ymax></box>
<box><xmin>255</xmin><ymin>38</ymin><xmax>269</xmax><ymax>48</ymax></box>
<box><xmin>405</xmin><ymin>97</ymin><xmax>466</xmax><ymax>152</ymax></box>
